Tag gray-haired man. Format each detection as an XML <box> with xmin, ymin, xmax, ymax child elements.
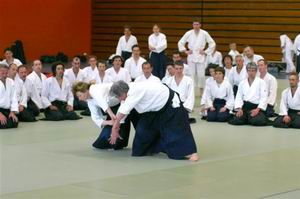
<box><xmin>229</xmin><ymin>62</ymin><xmax>268</xmax><ymax>126</ymax></box>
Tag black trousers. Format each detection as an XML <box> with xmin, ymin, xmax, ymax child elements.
<box><xmin>132</xmin><ymin>88</ymin><xmax>197</xmax><ymax>160</ymax></box>
<box><xmin>265</xmin><ymin>104</ymin><xmax>277</xmax><ymax>117</ymax></box>
<box><xmin>27</xmin><ymin>99</ymin><xmax>40</xmax><ymax>117</ymax></box>
<box><xmin>18</xmin><ymin>107</ymin><xmax>36</xmax><ymax>122</ymax></box>
<box><xmin>149</xmin><ymin>51</ymin><xmax>166</xmax><ymax>80</ymax></box>
<box><xmin>44</xmin><ymin>100</ymin><xmax>81</xmax><ymax>121</ymax></box>
<box><xmin>207</xmin><ymin>99</ymin><xmax>230</xmax><ymax>122</ymax></box>
<box><xmin>0</xmin><ymin>108</ymin><xmax>18</xmax><ymax>129</ymax></box>
<box><xmin>228</xmin><ymin>101</ymin><xmax>268</xmax><ymax>126</ymax></box>
<box><xmin>273</xmin><ymin>109</ymin><xmax>300</xmax><ymax>129</ymax></box>
<box><xmin>92</xmin><ymin>105</ymin><xmax>130</xmax><ymax>150</ymax></box>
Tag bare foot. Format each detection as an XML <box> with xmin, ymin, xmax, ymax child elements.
<box><xmin>185</xmin><ymin>153</ymin><xmax>199</xmax><ymax>162</ymax></box>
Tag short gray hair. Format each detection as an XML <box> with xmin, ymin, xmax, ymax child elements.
<box><xmin>246</xmin><ymin>62</ymin><xmax>258</xmax><ymax>71</ymax></box>
<box><xmin>109</xmin><ymin>80</ymin><xmax>129</xmax><ymax>98</ymax></box>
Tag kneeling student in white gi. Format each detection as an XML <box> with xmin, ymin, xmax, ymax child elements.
<box><xmin>258</xmin><ymin>59</ymin><xmax>278</xmax><ymax>117</ymax></box>
<box><xmin>72</xmin><ymin>82</ymin><xmax>130</xmax><ymax>149</ymax></box>
<box><xmin>134</xmin><ymin>62</ymin><xmax>161</xmax><ymax>83</ymax></box>
<box><xmin>83</xmin><ymin>55</ymin><xmax>99</xmax><ymax>83</ymax></box>
<box><xmin>124</xmin><ymin>45</ymin><xmax>146</xmax><ymax>81</ymax></box>
<box><xmin>228</xmin><ymin>62</ymin><xmax>268</xmax><ymax>126</ymax></box>
<box><xmin>25</xmin><ymin>60</ymin><xmax>47</xmax><ymax>117</ymax></box>
<box><xmin>205</xmin><ymin>67</ymin><xmax>234</xmax><ymax>122</ymax></box>
<box><xmin>105</xmin><ymin>55</ymin><xmax>131</xmax><ymax>83</ymax></box>
<box><xmin>109</xmin><ymin>80</ymin><xmax>198</xmax><ymax>161</ymax></box>
<box><xmin>230</xmin><ymin>55</ymin><xmax>248</xmax><ymax>97</ymax></box>
<box><xmin>9</xmin><ymin>64</ymin><xmax>36</xmax><ymax>122</ymax></box>
<box><xmin>273</xmin><ymin>72</ymin><xmax>300</xmax><ymax>129</ymax></box>
<box><xmin>95</xmin><ymin>61</ymin><xmax>113</xmax><ymax>84</ymax></box>
<box><xmin>0</xmin><ymin>64</ymin><xmax>18</xmax><ymax>128</ymax></box>
<box><xmin>42</xmin><ymin>62</ymin><xmax>81</xmax><ymax>121</ymax></box>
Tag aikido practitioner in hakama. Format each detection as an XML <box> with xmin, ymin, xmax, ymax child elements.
<box><xmin>228</xmin><ymin>62</ymin><xmax>269</xmax><ymax>126</ymax></box>
<box><xmin>64</xmin><ymin>57</ymin><xmax>90</xmax><ymax>115</ymax></box>
<box><xmin>273</xmin><ymin>72</ymin><xmax>300</xmax><ymax>129</ymax></box>
<box><xmin>204</xmin><ymin>67</ymin><xmax>234</xmax><ymax>122</ymax></box>
<box><xmin>229</xmin><ymin>55</ymin><xmax>248</xmax><ymax>97</ymax></box>
<box><xmin>257</xmin><ymin>59</ymin><xmax>278</xmax><ymax>117</ymax></box>
<box><xmin>0</xmin><ymin>64</ymin><xmax>18</xmax><ymax>129</ymax></box>
<box><xmin>148</xmin><ymin>24</ymin><xmax>167</xmax><ymax>79</ymax></box>
<box><xmin>42</xmin><ymin>62</ymin><xmax>81</xmax><ymax>121</ymax></box>
<box><xmin>108</xmin><ymin>80</ymin><xmax>199</xmax><ymax>161</ymax></box>
<box><xmin>25</xmin><ymin>60</ymin><xmax>47</xmax><ymax>117</ymax></box>
<box><xmin>116</xmin><ymin>26</ymin><xmax>138</xmax><ymax>62</ymax></box>
<box><xmin>8</xmin><ymin>64</ymin><xmax>36</xmax><ymax>122</ymax></box>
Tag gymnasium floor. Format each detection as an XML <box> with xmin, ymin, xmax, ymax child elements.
<box><xmin>1</xmin><ymin>79</ymin><xmax>300</xmax><ymax>199</ymax></box>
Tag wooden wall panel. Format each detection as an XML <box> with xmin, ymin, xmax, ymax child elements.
<box><xmin>92</xmin><ymin>0</ymin><xmax>300</xmax><ymax>61</ymax></box>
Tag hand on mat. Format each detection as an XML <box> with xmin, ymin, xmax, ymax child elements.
<box><xmin>250</xmin><ymin>108</ymin><xmax>260</xmax><ymax>117</ymax></box>
<box><xmin>66</xmin><ymin>105</ymin><xmax>73</xmax><ymax>112</ymax></box>
<box><xmin>9</xmin><ymin>112</ymin><xmax>18</xmax><ymax>123</ymax></box>
<box><xmin>19</xmin><ymin>105</ymin><xmax>24</xmax><ymax>113</ymax></box>
<box><xmin>283</xmin><ymin>115</ymin><xmax>291</xmax><ymax>124</ymax></box>
<box><xmin>109</xmin><ymin>131</ymin><xmax>123</xmax><ymax>145</ymax></box>
<box><xmin>219</xmin><ymin>107</ymin><xmax>227</xmax><ymax>113</ymax></box>
<box><xmin>236</xmin><ymin>109</ymin><xmax>243</xmax><ymax>118</ymax></box>
<box><xmin>49</xmin><ymin>105</ymin><xmax>58</xmax><ymax>111</ymax></box>
<box><xmin>297</xmin><ymin>112</ymin><xmax>300</xmax><ymax>116</ymax></box>
<box><xmin>0</xmin><ymin>112</ymin><xmax>7</xmax><ymax>125</ymax></box>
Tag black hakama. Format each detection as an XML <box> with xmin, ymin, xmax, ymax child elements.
<box><xmin>149</xmin><ymin>51</ymin><xmax>166</xmax><ymax>80</ymax></box>
<box><xmin>0</xmin><ymin>108</ymin><xmax>18</xmax><ymax>129</ymax></box>
<box><xmin>265</xmin><ymin>104</ymin><xmax>277</xmax><ymax>117</ymax></box>
<box><xmin>132</xmin><ymin>88</ymin><xmax>197</xmax><ymax>160</ymax></box>
<box><xmin>207</xmin><ymin>98</ymin><xmax>230</xmax><ymax>122</ymax></box>
<box><xmin>273</xmin><ymin>109</ymin><xmax>300</xmax><ymax>129</ymax></box>
<box><xmin>43</xmin><ymin>100</ymin><xmax>81</xmax><ymax>121</ymax></box>
<box><xmin>27</xmin><ymin>99</ymin><xmax>40</xmax><ymax>117</ymax></box>
<box><xmin>92</xmin><ymin>105</ymin><xmax>130</xmax><ymax>150</ymax></box>
<box><xmin>17</xmin><ymin>108</ymin><xmax>37</xmax><ymax>122</ymax></box>
<box><xmin>228</xmin><ymin>101</ymin><xmax>268</xmax><ymax>126</ymax></box>
<box><xmin>121</xmin><ymin>51</ymin><xmax>132</xmax><ymax>63</ymax></box>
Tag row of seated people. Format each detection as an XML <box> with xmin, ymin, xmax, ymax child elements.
<box><xmin>0</xmin><ymin>47</ymin><xmax>299</xmax><ymax>129</ymax></box>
